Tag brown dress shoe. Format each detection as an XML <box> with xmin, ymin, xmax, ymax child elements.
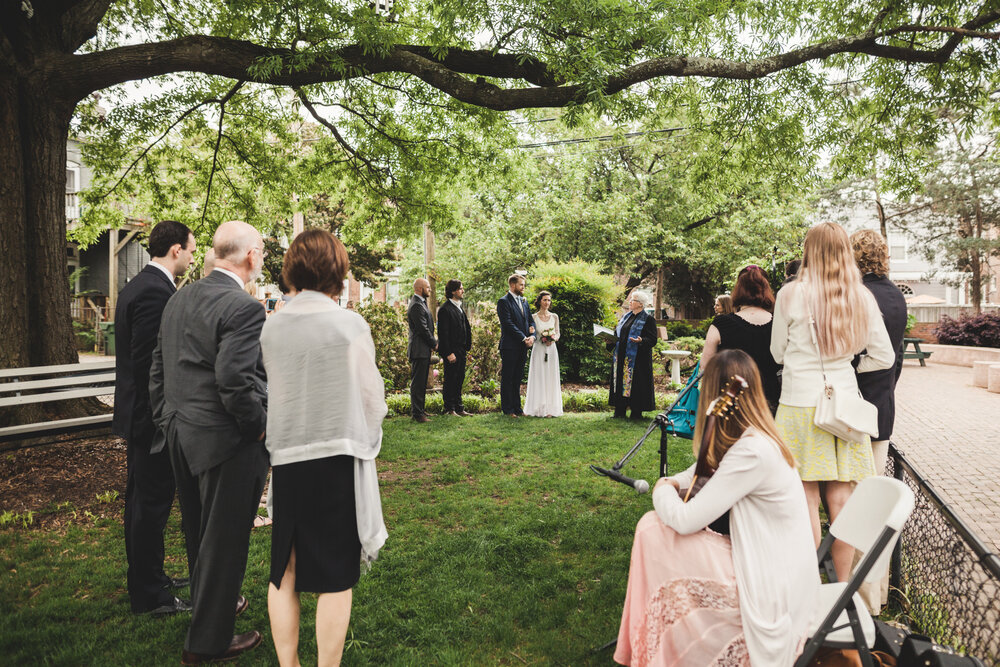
<box><xmin>235</xmin><ymin>595</ymin><xmax>248</xmax><ymax>616</ymax></box>
<box><xmin>455</xmin><ymin>410</ymin><xmax>472</xmax><ymax>417</ymax></box>
<box><xmin>181</xmin><ymin>630</ymin><xmax>262</xmax><ymax>665</ymax></box>
<box><xmin>413</xmin><ymin>414</ymin><xmax>431</xmax><ymax>423</ymax></box>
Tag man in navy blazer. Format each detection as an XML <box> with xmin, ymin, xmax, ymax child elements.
<box><xmin>112</xmin><ymin>220</ymin><xmax>195</xmax><ymax>615</ymax></box>
<box><xmin>496</xmin><ymin>274</ymin><xmax>535</xmax><ymax>416</ymax></box>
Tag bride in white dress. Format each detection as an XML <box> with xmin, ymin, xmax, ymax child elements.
<box><xmin>524</xmin><ymin>291</ymin><xmax>564</xmax><ymax>417</ymax></box>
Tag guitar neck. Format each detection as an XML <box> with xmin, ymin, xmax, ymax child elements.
<box><xmin>694</xmin><ymin>414</ymin><xmax>717</xmax><ymax>477</ymax></box>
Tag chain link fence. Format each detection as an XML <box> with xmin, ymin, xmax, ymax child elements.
<box><xmin>887</xmin><ymin>443</ymin><xmax>1000</xmax><ymax>665</ymax></box>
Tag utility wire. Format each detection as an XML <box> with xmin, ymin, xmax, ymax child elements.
<box><xmin>515</xmin><ymin>126</ymin><xmax>687</xmax><ymax>149</ymax></box>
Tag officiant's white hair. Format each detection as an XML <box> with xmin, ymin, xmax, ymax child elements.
<box><xmin>629</xmin><ymin>290</ymin><xmax>652</xmax><ymax>307</ymax></box>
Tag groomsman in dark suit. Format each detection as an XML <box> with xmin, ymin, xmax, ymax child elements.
<box><xmin>150</xmin><ymin>220</ymin><xmax>269</xmax><ymax>664</ymax></box>
<box><xmin>113</xmin><ymin>220</ymin><xmax>195</xmax><ymax>615</ymax></box>
<box><xmin>407</xmin><ymin>278</ymin><xmax>437</xmax><ymax>422</ymax></box>
<box><xmin>437</xmin><ymin>279</ymin><xmax>472</xmax><ymax>416</ymax></box>
<box><xmin>496</xmin><ymin>274</ymin><xmax>534</xmax><ymax>417</ymax></box>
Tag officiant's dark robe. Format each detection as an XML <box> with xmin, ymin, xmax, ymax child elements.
<box><xmin>607</xmin><ymin>313</ymin><xmax>657</xmax><ymax>412</ymax></box>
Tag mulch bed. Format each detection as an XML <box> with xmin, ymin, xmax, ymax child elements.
<box><xmin>0</xmin><ymin>435</ymin><xmax>127</xmax><ymax>529</ymax></box>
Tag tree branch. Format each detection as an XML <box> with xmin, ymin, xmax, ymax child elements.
<box><xmin>200</xmin><ymin>81</ymin><xmax>243</xmax><ymax>230</ymax></box>
<box><xmin>54</xmin><ymin>9</ymin><xmax>1000</xmax><ymax>109</ymax></box>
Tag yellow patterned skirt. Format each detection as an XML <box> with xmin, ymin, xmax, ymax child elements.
<box><xmin>775</xmin><ymin>404</ymin><xmax>876</xmax><ymax>482</ymax></box>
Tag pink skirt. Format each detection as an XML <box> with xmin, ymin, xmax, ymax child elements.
<box><xmin>615</xmin><ymin>512</ymin><xmax>749</xmax><ymax>667</ymax></box>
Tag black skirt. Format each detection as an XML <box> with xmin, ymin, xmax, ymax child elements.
<box><xmin>269</xmin><ymin>454</ymin><xmax>361</xmax><ymax>593</ymax></box>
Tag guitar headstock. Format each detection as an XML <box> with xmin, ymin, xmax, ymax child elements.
<box><xmin>706</xmin><ymin>374</ymin><xmax>749</xmax><ymax>420</ymax></box>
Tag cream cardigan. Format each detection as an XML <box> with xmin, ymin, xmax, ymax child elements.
<box><xmin>260</xmin><ymin>290</ymin><xmax>388</xmax><ymax>562</ymax></box>
<box><xmin>654</xmin><ymin>429</ymin><xmax>820</xmax><ymax>666</ymax></box>
<box><xmin>770</xmin><ymin>281</ymin><xmax>895</xmax><ymax>407</ymax></box>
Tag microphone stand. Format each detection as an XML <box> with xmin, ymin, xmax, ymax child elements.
<box><xmin>606</xmin><ymin>370</ymin><xmax>701</xmax><ymax>480</ymax></box>
<box><xmin>591</xmin><ymin>370</ymin><xmax>702</xmax><ymax>655</ymax></box>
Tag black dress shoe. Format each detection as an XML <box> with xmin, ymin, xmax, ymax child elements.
<box><xmin>142</xmin><ymin>596</ymin><xmax>192</xmax><ymax>616</ymax></box>
<box><xmin>181</xmin><ymin>630</ymin><xmax>262</xmax><ymax>665</ymax></box>
<box><xmin>235</xmin><ymin>595</ymin><xmax>248</xmax><ymax>617</ymax></box>
<box><xmin>170</xmin><ymin>577</ymin><xmax>190</xmax><ymax>589</ymax></box>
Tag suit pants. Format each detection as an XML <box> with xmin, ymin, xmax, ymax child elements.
<box><xmin>124</xmin><ymin>439</ymin><xmax>178</xmax><ymax>612</ymax></box>
<box><xmin>499</xmin><ymin>346</ymin><xmax>527</xmax><ymax>415</ymax></box>
<box><xmin>410</xmin><ymin>356</ymin><xmax>431</xmax><ymax>418</ymax></box>
<box><xmin>442</xmin><ymin>353</ymin><xmax>467</xmax><ymax>412</ymax></box>
<box><xmin>168</xmin><ymin>438</ymin><xmax>268</xmax><ymax>655</ymax></box>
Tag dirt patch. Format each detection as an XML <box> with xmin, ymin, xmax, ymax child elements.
<box><xmin>0</xmin><ymin>435</ymin><xmax>126</xmax><ymax>529</ymax></box>
<box><xmin>377</xmin><ymin>458</ymin><xmax>443</xmax><ymax>484</ymax></box>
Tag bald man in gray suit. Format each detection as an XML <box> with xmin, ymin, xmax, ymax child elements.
<box><xmin>150</xmin><ymin>221</ymin><xmax>268</xmax><ymax>664</ymax></box>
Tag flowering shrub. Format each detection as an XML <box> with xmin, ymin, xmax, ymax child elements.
<box><xmin>934</xmin><ymin>312</ymin><xmax>1000</xmax><ymax>348</ymax></box>
<box><xmin>356</xmin><ymin>301</ymin><xmax>410</xmax><ymax>393</ymax></box>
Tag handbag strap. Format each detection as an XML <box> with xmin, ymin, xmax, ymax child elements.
<box><xmin>802</xmin><ymin>283</ymin><xmax>832</xmax><ymax>393</ymax></box>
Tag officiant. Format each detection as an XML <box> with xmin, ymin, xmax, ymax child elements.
<box><xmin>608</xmin><ymin>290</ymin><xmax>657</xmax><ymax>420</ymax></box>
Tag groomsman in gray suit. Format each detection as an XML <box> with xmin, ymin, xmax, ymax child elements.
<box><xmin>407</xmin><ymin>277</ymin><xmax>437</xmax><ymax>422</ymax></box>
<box><xmin>150</xmin><ymin>220</ymin><xmax>268</xmax><ymax>664</ymax></box>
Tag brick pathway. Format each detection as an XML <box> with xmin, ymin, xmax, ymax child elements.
<box><xmin>892</xmin><ymin>360</ymin><xmax>1000</xmax><ymax>552</ymax></box>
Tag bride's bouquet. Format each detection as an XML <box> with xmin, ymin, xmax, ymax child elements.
<box><xmin>539</xmin><ymin>328</ymin><xmax>556</xmax><ymax>362</ymax></box>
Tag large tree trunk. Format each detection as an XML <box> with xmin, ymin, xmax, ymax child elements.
<box><xmin>0</xmin><ymin>72</ymin><xmax>88</xmax><ymax>426</ymax></box>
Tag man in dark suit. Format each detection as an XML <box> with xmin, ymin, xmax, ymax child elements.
<box><xmin>437</xmin><ymin>279</ymin><xmax>472</xmax><ymax>416</ymax></box>
<box><xmin>407</xmin><ymin>278</ymin><xmax>437</xmax><ymax>422</ymax></box>
<box><xmin>150</xmin><ymin>220</ymin><xmax>269</xmax><ymax>664</ymax></box>
<box><xmin>113</xmin><ymin>220</ymin><xmax>195</xmax><ymax>616</ymax></box>
<box><xmin>496</xmin><ymin>274</ymin><xmax>534</xmax><ymax>417</ymax></box>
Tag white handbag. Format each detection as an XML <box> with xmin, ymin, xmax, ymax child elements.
<box><xmin>806</xmin><ymin>299</ymin><xmax>879</xmax><ymax>445</ymax></box>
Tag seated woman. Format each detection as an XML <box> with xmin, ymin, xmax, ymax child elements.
<box><xmin>615</xmin><ymin>350</ymin><xmax>818</xmax><ymax>667</ymax></box>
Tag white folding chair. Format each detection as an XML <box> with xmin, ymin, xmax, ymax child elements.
<box><xmin>794</xmin><ymin>477</ymin><xmax>915</xmax><ymax>667</ymax></box>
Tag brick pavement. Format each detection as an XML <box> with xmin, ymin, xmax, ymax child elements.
<box><xmin>892</xmin><ymin>360</ymin><xmax>1000</xmax><ymax>552</ymax></box>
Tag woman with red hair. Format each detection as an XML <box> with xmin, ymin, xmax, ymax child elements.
<box><xmin>701</xmin><ymin>265</ymin><xmax>781</xmax><ymax>411</ymax></box>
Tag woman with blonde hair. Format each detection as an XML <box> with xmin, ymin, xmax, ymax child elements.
<box><xmin>615</xmin><ymin>349</ymin><xmax>818</xmax><ymax>666</ymax></box>
<box><xmin>770</xmin><ymin>222</ymin><xmax>894</xmax><ymax>583</ymax></box>
<box><xmin>714</xmin><ymin>294</ymin><xmax>734</xmax><ymax>315</ymax></box>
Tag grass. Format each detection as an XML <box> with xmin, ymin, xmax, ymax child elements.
<box><xmin>0</xmin><ymin>413</ymin><xmax>695</xmax><ymax>665</ymax></box>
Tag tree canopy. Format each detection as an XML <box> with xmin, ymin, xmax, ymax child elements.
<box><xmin>3</xmin><ymin>0</ymin><xmax>1000</xmax><ymax>375</ymax></box>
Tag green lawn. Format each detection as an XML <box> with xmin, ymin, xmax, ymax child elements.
<box><xmin>0</xmin><ymin>413</ymin><xmax>695</xmax><ymax>666</ymax></box>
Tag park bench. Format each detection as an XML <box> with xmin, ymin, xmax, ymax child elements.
<box><xmin>0</xmin><ymin>361</ymin><xmax>115</xmax><ymax>445</ymax></box>
<box><xmin>902</xmin><ymin>337</ymin><xmax>933</xmax><ymax>366</ymax></box>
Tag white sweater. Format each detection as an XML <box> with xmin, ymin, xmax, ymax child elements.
<box><xmin>653</xmin><ymin>429</ymin><xmax>820</xmax><ymax>666</ymax></box>
<box><xmin>770</xmin><ymin>281</ymin><xmax>895</xmax><ymax>407</ymax></box>
<box><xmin>260</xmin><ymin>290</ymin><xmax>388</xmax><ymax>562</ymax></box>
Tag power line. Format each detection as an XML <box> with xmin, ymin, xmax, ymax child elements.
<box><xmin>515</xmin><ymin>126</ymin><xmax>687</xmax><ymax>149</ymax></box>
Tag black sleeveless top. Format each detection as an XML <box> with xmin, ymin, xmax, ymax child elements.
<box><xmin>711</xmin><ymin>313</ymin><xmax>781</xmax><ymax>410</ymax></box>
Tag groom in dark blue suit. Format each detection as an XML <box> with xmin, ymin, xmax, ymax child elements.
<box><xmin>496</xmin><ymin>274</ymin><xmax>534</xmax><ymax>416</ymax></box>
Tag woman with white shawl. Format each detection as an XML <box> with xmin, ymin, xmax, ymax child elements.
<box><xmin>260</xmin><ymin>229</ymin><xmax>388</xmax><ymax>667</ymax></box>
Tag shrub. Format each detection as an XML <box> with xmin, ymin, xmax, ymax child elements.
<box><xmin>905</xmin><ymin>313</ymin><xmax>917</xmax><ymax>335</ymax></box>
<box><xmin>933</xmin><ymin>311</ymin><xmax>1000</xmax><ymax>348</ymax></box>
<box><xmin>467</xmin><ymin>307</ymin><xmax>502</xmax><ymax>394</ymax></box>
<box><xmin>73</xmin><ymin>320</ymin><xmax>95</xmax><ymax>351</ymax></box>
<box><xmin>526</xmin><ymin>260</ymin><xmax>619</xmax><ymax>384</ymax></box>
<box><xmin>357</xmin><ymin>301</ymin><xmax>410</xmax><ymax>393</ymax></box>
<box><xmin>663</xmin><ymin>320</ymin><xmax>708</xmax><ymax>340</ymax></box>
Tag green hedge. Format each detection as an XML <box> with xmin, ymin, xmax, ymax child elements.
<box><xmin>384</xmin><ymin>390</ymin><xmax>681</xmax><ymax>417</ymax></box>
<box><xmin>525</xmin><ymin>260</ymin><xmax>619</xmax><ymax>384</ymax></box>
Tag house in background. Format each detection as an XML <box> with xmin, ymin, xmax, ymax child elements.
<box><xmin>823</xmin><ymin>203</ymin><xmax>999</xmax><ymax>339</ymax></box>
<box><xmin>67</xmin><ymin>137</ymin><xmax>150</xmax><ymax>325</ymax></box>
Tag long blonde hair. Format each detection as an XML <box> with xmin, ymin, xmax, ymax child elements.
<box><xmin>692</xmin><ymin>349</ymin><xmax>795</xmax><ymax>470</ymax></box>
<box><xmin>799</xmin><ymin>222</ymin><xmax>870</xmax><ymax>357</ymax></box>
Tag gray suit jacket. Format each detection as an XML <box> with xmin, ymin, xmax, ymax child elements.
<box><xmin>149</xmin><ymin>271</ymin><xmax>268</xmax><ymax>475</ymax></box>
<box><xmin>407</xmin><ymin>294</ymin><xmax>437</xmax><ymax>360</ymax></box>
